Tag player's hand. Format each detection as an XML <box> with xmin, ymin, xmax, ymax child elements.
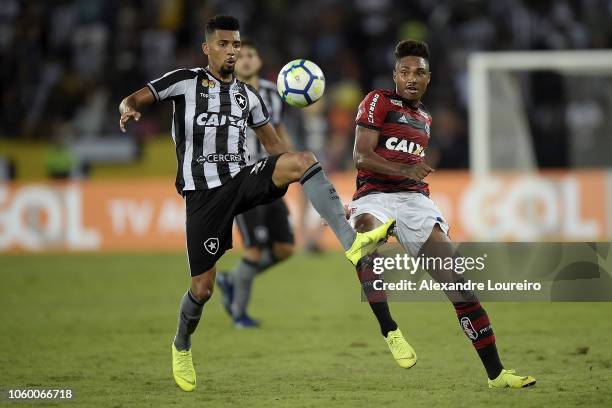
<box><xmin>119</xmin><ymin>109</ymin><xmax>141</xmax><ymax>133</ymax></box>
<box><xmin>403</xmin><ymin>161</ymin><xmax>434</xmax><ymax>181</ymax></box>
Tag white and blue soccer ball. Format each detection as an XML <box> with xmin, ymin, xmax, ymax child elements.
<box><xmin>277</xmin><ymin>59</ymin><xmax>325</xmax><ymax>108</ymax></box>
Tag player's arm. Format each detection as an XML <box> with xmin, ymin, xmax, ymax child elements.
<box><xmin>274</xmin><ymin>123</ymin><xmax>294</xmax><ymax>150</ymax></box>
<box><xmin>253</xmin><ymin>122</ymin><xmax>290</xmax><ymax>156</ymax></box>
<box><xmin>353</xmin><ymin>125</ymin><xmax>434</xmax><ymax>181</ymax></box>
<box><xmin>120</xmin><ymin>69</ymin><xmax>193</xmax><ymax>132</ymax></box>
<box><xmin>118</xmin><ymin>87</ymin><xmax>155</xmax><ymax>133</ymax></box>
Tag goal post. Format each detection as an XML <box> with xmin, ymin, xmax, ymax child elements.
<box><xmin>468</xmin><ymin>50</ymin><xmax>612</xmax><ymax>178</ymax></box>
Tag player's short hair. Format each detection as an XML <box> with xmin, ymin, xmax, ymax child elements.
<box><xmin>205</xmin><ymin>15</ymin><xmax>240</xmax><ymax>38</ymax></box>
<box><xmin>394</xmin><ymin>40</ymin><xmax>430</xmax><ymax>62</ymax></box>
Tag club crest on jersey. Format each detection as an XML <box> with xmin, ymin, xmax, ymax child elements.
<box><xmin>204</xmin><ymin>237</ymin><xmax>219</xmax><ymax>255</ymax></box>
<box><xmin>385</xmin><ymin>137</ymin><xmax>425</xmax><ymax>157</ymax></box>
<box><xmin>232</xmin><ymin>92</ymin><xmax>248</xmax><ymax>111</ymax></box>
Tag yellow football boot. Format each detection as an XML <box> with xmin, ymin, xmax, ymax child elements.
<box><xmin>385</xmin><ymin>328</ymin><xmax>417</xmax><ymax>369</ymax></box>
<box><xmin>345</xmin><ymin>220</ymin><xmax>396</xmax><ymax>265</ymax></box>
<box><xmin>172</xmin><ymin>344</ymin><xmax>196</xmax><ymax>392</ymax></box>
<box><xmin>488</xmin><ymin>368</ymin><xmax>536</xmax><ymax>389</ymax></box>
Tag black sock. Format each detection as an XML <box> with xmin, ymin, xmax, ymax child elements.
<box><xmin>369</xmin><ymin>302</ymin><xmax>398</xmax><ymax>337</ymax></box>
<box><xmin>477</xmin><ymin>343</ymin><xmax>504</xmax><ymax>380</ymax></box>
<box><xmin>357</xmin><ymin>254</ymin><xmax>398</xmax><ymax>337</ymax></box>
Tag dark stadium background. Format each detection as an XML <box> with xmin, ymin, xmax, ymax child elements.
<box><xmin>1</xmin><ymin>2</ymin><xmax>612</xmax><ymax>406</ymax></box>
<box><xmin>2</xmin><ymin>0</ymin><xmax>611</xmax><ymax>177</ymax></box>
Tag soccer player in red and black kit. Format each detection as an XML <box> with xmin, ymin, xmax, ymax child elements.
<box><xmin>348</xmin><ymin>40</ymin><xmax>536</xmax><ymax>388</ymax></box>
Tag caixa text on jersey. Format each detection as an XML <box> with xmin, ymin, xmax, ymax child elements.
<box><xmin>196</xmin><ymin>112</ymin><xmax>246</xmax><ymax>128</ymax></box>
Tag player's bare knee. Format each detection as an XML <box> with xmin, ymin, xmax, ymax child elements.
<box><xmin>190</xmin><ymin>273</ymin><xmax>215</xmax><ymax>303</ymax></box>
<box><xmin>191</xmin><ymin>283</ymin><xmax>214</xmax><ymax>303</ymax></box>
<box><xmin>297</xmin><ymin>151</ymin><xmax>318</xmax><ymax>173</ymax></box>
<box><xmin>275</xmin><ymin>151</ymin><xmax>318</xmax><ymax>183</ymax></box>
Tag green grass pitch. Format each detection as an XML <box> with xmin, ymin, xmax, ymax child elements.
<box><xmin>1</xmin><ymin>252</ymin><xmax>611</xmax><ymax>407</ymax></box>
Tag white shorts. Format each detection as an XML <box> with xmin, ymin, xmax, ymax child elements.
<box><xmin>348</xmin><ymin>192</ymin><xmax>450</xmax><ymax>256</ymax></box>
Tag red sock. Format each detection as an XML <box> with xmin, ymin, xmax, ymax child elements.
<box><xmin>454</xmin><ymin>301</ymin><xmax>503</xmax><ymax>379</ymax></box>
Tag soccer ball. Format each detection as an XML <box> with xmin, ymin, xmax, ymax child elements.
<box><xmin>277</xmin><ymin>59</ymin><xmax>325</xmax><ymax>108</ymax></box>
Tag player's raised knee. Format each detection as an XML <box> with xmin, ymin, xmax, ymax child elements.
<box><xmin>289</xmin><ymin>151</ymin><xmax>318</xmax><ymax>180</ymax></box>
<box><xmin>275</xmin><ymin>151</ymin><xmax>319</xmax><ymax>183</ymax></box>
<box><xmin>297</xmin><ymin>151</ymin><xmax>318</xmax><ymax>172</ymax></box>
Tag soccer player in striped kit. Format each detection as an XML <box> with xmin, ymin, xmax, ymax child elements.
<box><xmin>348</xmin><ymin>39</ymin><xmax>536</xmax><ymax>389</ymax></box>
<box><xmin>118</xmin><ymin>15</ymin><xmax>394</xmax><ymax>392</ymax></box>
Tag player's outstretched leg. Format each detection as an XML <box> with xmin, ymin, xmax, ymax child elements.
<box><xmin>272</xmin><ymin>152</ymin><xmax>395</xmax><ymax>264</ymax></box>
<box><xmin>172</xmin><ymin>267</ymin><xmax>215</xmax><ymax>392</ymax></box>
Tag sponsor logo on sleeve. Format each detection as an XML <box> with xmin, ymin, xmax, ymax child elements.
<box><xmin>367</xmin><ymin>93</ymin><xmax>380</xmax><ymax>124</ymax></box>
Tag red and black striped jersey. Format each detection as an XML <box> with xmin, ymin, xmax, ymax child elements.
<box><xmin>354</xmin><ymin>89</ymin><xmax>432</xmax><ymax>200</ymax></box>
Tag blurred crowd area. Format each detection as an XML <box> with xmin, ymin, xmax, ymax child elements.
<box><xmin>1</xmin><ymin>0</ymin><xmax>612</xmax><ymax>174</ymax></box>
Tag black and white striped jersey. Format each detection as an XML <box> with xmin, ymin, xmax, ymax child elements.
<box><xmin>243</xmin><ymin>78</ymin><xmax>283</xmax><ymax>164</ymax></box>
<box><xmin>147</xmin><ymin>67</ymin><xmax>270</xmax><ymax>192</ymax></box>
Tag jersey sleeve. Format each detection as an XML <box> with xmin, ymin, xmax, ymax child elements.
<box><xmin>147</xmin><ymin>69</ymin><xmax>196</xmax><ymax>102</ymax></box>
<box><xmin>355</xmin><ymin>91</ymin><xmax>387</xmax><ymax>130</ymax></box>
<box><xmin>245</xmin><ymin>86</ymin><xmax>271</xmax><ymax>128</ymax></box>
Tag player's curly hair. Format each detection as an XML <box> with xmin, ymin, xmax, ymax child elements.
<box><xmin>395</xmin><ymin>40</ymin><xmax>430</xmax><ymax>61</ymax></box>
<box><xmin>205</xmin><ymin>15</ymin><xmax>240</xmax><ymax>38</ymax></box>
